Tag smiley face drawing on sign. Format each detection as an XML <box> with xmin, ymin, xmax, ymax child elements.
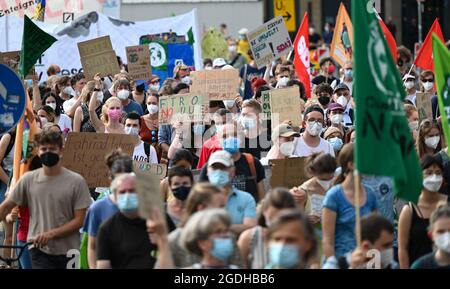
<box><xmin>149</xmin><ymin>42</ymin><xmax>167</xmax><ymax>68</ymax></box>
<box><xmin>296</xmin><ymin>36</ymin><xmax>310</xmax><ymax>68</ymax></box>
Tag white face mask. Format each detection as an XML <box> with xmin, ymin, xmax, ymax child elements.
<box><xmin>306</xmin><ymin>121</ymin><xmax>323</xmax><ymax>137</ymax></box>
<box><xmin>63</xmin><ymin>86</ymin><xmax>74</xmax><ymax>96</ymax></box>
<box><xmin>330</xmin><ymin>114</ymin><xmax>344</xmax><ymax>125</ymax></box>
<box><xmin>380</xmin><ymin>248</ymin><xmax>394</xmax><ymax>268</ymax></box>
<box><xmin>46</xmin><ymin>102</ymin><xmax>56</xmax><ymax>110</ymax></box>
<box><xmin>228</xmin><ymin>45</ymin><xmax>237</xmax><ymax>53</ymax></box>
<box><xmin>435</xmin><ymin>232</ymin><xmax>450</xmax><ymax>253</ymax></box>
<box><xmin>336</xmin><ymin>95</ymin><xmax>348</xmax><ymax>108</ymax></box>
<box><xmin>150</xmin><ymin>83</ymin><xmax>160</xmax><ymax>92</ymax></box>
<box><xmin>423</xmin><ymin>174</ymin><xmax>443</xmax><ymax>192</ymax></box>
<box><xmin>125</xmin><ymin>126</ymin><xmax>139</xmax><ymax>136</ymax></box>
<box><xmin>422</xmin><ymin>81</ymin><xmax>434</xmax><ymax>92</ymax></box>
<box><xmin>117</xmin><ymin>89</ymin><xmax>130</xmax><ymax>100</ymax></box>
<box><xmin>96</xmin><ymin>92</ymin><xmax>104</xmax><ymax>103</ymax></box>
<box><xmin>404</xmin><ymin>81</ymin><xmax>415</xmax><ymax>90</ymax></box>
<box><xmin>181</xmin><ymin>76</ymin><xmax>191</xmax><ymax>85</ymax></box>
<box><xmin>279</xmin><ymin>141</ymin><xmax>295</xmax><ymax>157</ymax></box>
<box><xmin>316</xmin><ymin>178</ymin><xmax>333</xmax><ymax>191</ymax></box>
<box><xmin>277</xmin><ymin>76</ymin><xmax>290</xmax><ymax>88</ymax></box>
<box><xmin>424</xmin><ymin>136</ymin><xmax>440</xmax><ymax>149</ymax></box>
<box><xmin>409</xmin><ymin>121</ymin><xmax>419</xmax><ymax>132</ymax></box>
<box><xmin>39</xmin><ymin>117</ymin><xmax>47</xmax><ymax>127</ymax></box>
<box><xmin>223</xmin><ymin>100</ymin><xmax>235</xmax><ymax>109</ymax></box>
<box><xmin>147</xmin><ymin>104</ymin><xmax>159</xmax><ymax>114</ymax></box>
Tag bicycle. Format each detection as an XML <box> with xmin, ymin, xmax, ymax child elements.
<box><xmin>0</xmin><ymin>242</ymin><xmax>32</xmax><ymax>269</ymax></box>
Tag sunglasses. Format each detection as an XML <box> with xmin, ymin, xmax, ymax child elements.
<box><xmin>421</xmin><ymin>79</ymin><xmax>434</xmax><ymax>83</ymax></box>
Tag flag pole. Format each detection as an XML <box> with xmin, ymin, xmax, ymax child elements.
<box><xmin>354</xmin><ymin>169</ymin><xmax>362</xmax><ymax>248</ymax></box>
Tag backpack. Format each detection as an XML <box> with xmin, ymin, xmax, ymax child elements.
<box><xmin>242</xmin><ymin>153</ymin><xmax>257</xmax><ymax>182</ymax></box>
<box><xmin>144</xmin><ymin>142</ymin><xmax>151</xmax><ymax>162</ymax></box>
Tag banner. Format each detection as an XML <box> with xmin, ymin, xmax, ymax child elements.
<box><xmin>190</xmin><ymin>69</ymin><xmax>240</xmax><ymax>100</ymax></box>
<box><xmin>126</xmin><ymin>44</ymin><xmax>152</xmax><ymax>81</ymax></box>
<box><xmin>159</xmin><ymin>93</ymin><xmax>207</xmax><ymax>124</ymax></box>
<box><xmin>248</xmin><ymin>16</ymin><xmax>293</xmax><ymax>69</ymax></box>
<box><xmin>330</xmin><ymin>3</ymin><xmax>353</xmax><ymax>67</ymax></box>
<box><xmin>293</xmin><ymin>12</ymin><xmax>311</xmax><ymax>98</ymax></box>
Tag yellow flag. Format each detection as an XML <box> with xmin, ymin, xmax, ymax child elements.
<box><xmin>330</xmin><ymin>3</ymin><xmax>353</xmax><ymax>67</ymax></box>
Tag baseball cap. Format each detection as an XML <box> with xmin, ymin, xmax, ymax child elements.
<box><xmin>213</xmin><ymin>58</ymin><xmax>227</xmax><ymax>68</ymax></box>
<box><xmin>272</xmin><ymin>124</ymin><xmax>300</xmax><ymax>141</ymax></box>
<box><xmin>402</xmin><ymin>73</ymin><xmax>416</xmax><ymax>81</ymax></box>
<box><xmin>333</xmin><ymin>83</ymin><xmax>350</xmax><ymax>94</ymax></box>
<box><xmin>327</xmin><ymin>103</ymin><xmax>345</xmax><ymax>112</ymax></box>
<box><xmin>238</xmin><ymin>28</ymin><xmax>249</xmax><ymax>35</ymax></box>
<box><xmin>208</xmin><ymin>150</ymin><xmax>234</xmax><ymax>167</ymax></box>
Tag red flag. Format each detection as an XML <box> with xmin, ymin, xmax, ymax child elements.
<box><xmin>377</xmin><ymin>16</ymin><xmax>397</xmax><ymax>63</ymax></box>
<box><xmin>414</xmin><ymin>19</ymin><xmax>445</xmax><ymax>72</ymax></box>
<box><xmin>294</xmin><ymin>12</ymin><xmax>311</xmax><ymax>98</ymax></box>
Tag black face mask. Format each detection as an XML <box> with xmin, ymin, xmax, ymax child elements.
<box><xmin>318</xmin><ymin>96</ymin><xmax>331</xmax><ymax>106</ymax></box>
<box><xmin>39</xmin><ymin>152</ymin><xmax>60</xmax><ymax>167</ymax></box>
<box><xmin>172</xmin><ymin>186</ymin><xmax>191</xmax><ymax>201</ymax></box>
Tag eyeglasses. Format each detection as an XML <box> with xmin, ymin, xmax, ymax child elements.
<box><xmin>421</xmin><ymin>79</ymin><xmax>434</xmax><ymax>83</ymax></box>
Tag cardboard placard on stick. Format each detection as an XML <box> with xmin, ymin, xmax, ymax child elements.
<box><xmin>190</xmin><ymin>69</ymin><xmax>240</xmax><ymax>100</ymax></box>
<box><xmin>269</xmin><ymin>157</ymin><xmax>308</xmax><ymax>189</ymax></box>
<box><xmin>77</xmin><ymin>36</ymin><xmax>120</xmax><ymax>79</ymax></box>
<box><xmin>248</xmin><ymin>16</ymin><xmax>293</xmax><ymax>69</ymax></box>
<box><xmin>134</xmin><ymin>169</ymin><xmax>164</xmax><ymax>220</ymax></box>
<box><xmin>1</xmin><ymin>51</ymin><xmax>36</xmax><ymax>79</ymax></box>
<box><xmin>269</xmin><ymin>86</ymin><xmax>302</xmax><ymax>130</ymax></box>
<box><xmin>158</xmin><ymin>93</ymin><xmax>207</xmax><ymax>124</ymax></box>
<box><xmin>61</xmin><ymin>133</ymin><xmax>138</xmax><ymax>187</ymax></box>
<box><xmin>416</xmin><ymin>92</ymin><xmax>433</xmax><ymax>123</ymax></box>
<box><xmin>133</xmin><ymin>161</ymin><xmax>167</xmax><ymax>180</ymax></box>
<box><xmin>126</xmin><ymin>44</ymin><xmax>152</xmax><ymax>81</ymax></box>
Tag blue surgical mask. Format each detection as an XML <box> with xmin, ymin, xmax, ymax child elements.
<box><xmin>117</xmin><ymin>193</ymin><xmax>139</xmax><ymax>213</ymax></box>
<box><xmin>210</xmin><ymin>237</ymin><xmax>234</xmax><ymax>261</ymax></box>
<box><xmin>193</xmin><ymin>124</ymin><xmax>205</xmax><ymax>136</ymax></box>
<box><xmin>209</xmin><ymin>170</ymin><xmax>230</xmax><ymax>187</ymax></box>
<box><xmin>328</xmin><ymin>137</ymin><xmax>344</xmax><ymax>151</ymax></box>
<box><xmin>344</xmin><ymin>69</ymin><xmax>353</xmax><ymax>78</ymax></box>
<box><xmin>223</xmin><ymin>137</ymin><xmax>240</xmax><ymax>155</ymax></box>
<box><xmin>240</xmin><ymin>116</ymin><xmax>256</xmax><ymax>130</ymax></box>
<box><xmin>268</xmin><ymin>242</ymin><xmax>300</xmax><ymax>269</ymax></box>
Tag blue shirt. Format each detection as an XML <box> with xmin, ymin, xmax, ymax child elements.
<box><xmin>158</xmin><ymin>124</ymin><xmax>175</xmax><ymax>146</ymax></box>
<box><xmin>225</xmin><ymin>187</ymin><xmax>257</xmax><ymax>225</ymax></box>
<box><xmin>322</xmin><ymin>185</ymin><xmax>378</xmax><ymax>257</ymax></box>
<box><xmin>361</xmin><ymin>176</ymin><xmax>394</xmax><ymax>223</ymax></box>
<box><xmin>123</xmin><ymin>100</ymin><xmax>144</xmax><ymax>116</ymax></box>
<box><xmin>83</xmin><ymin>196</ymin><xmax>118</xmax><ymax>237</ymax></box>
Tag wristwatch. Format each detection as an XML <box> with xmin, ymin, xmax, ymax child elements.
<box><xmin>93</xmin><ymin>88</ymin><xmax>101</xmax><ymax>92</ymax></box>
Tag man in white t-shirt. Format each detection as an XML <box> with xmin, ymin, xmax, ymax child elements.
<box><xmin>125</xmin><ymin>112</ymin><xmax>158</xmax><ymax>164</ymax></box>
<box><xmin>293</xmin><ymin>105</ymin><xmax>335</xmax><ymax>158</ymax></box>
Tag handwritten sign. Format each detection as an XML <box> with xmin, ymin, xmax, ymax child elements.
<box><xmin>126</xmin><ymin>44</ymin><xmax>152</xmax><ymax>81</ymax></box>
<box><xmin>248</xmin><ymin>16</ymin><xmax>293</xmax><ymax>69</ymax></box>
<box><xmin>310</xmin><ymin>194</ymin><xmax>325</xmax><ymax>217</ymax></box>
<box><xmin>62</xmin><ymin>133</ymin><xmax>138</xmax><ymax>187</ymax></box>
<box><xmin>0</xmin><ymin>51</ymin><xmax>36</xmax><ymax>79</ymax></box>
<box><xmin>262</xmin><ymin>90</ymin><xmax>271</xmax><ymax>120</ymax></box>
<box><xmin>159</xmin><ymin>93</ymin><xmax>207</xmax><ymax>124</ymax></box>
<box><xmin>269</xmin><ymin>157</ymin><xmax>308</xmax><ymax>189</ymax></box>
<box><xmin>133</xmin><ymin>161</ymin><xmax>167</xmax><ymax>180</ymax></box>
<box><xmin>190</xmin><ymin>69</ymin><xmax>240</xmax><ymax>100</ymax></box>
<box><xmin>269</xmin><ymin>86</ymin><xmax>302</xmax><ymax>130</ymax></box>
<box><xmin>78</xmin><ymin>36</ymin><xmax>120</xmax><ymax>79</ymax></box>
<box><xmin>135</xmin><ymin>169</ymin><xmax>164</xmax><ymax>219</ymax></box>
<box><xmin>416</xmin><ymin>92</ymin><xmax>433</xmax><ymax>123</ymax></box>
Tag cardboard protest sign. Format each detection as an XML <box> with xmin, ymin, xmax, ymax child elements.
<box><xmin>248</xmin><ymin>16</ymin><xmax>293</xmax><ymax>69</ymax></box>
<box><xmin>77</xmin><ymin>36</ymin><xmax>120</xmax><ymax>79</ymax></box>
<box><xmin>133</xmin><ymin>161</ymin><xmax>167</xmax><ymax>180</ymax></box>
<box><xmin>159</xmin><ymin>93</ymin><xmax>207</xmax><ymax>124</ymax></box>
<box><xmin>0</xmin><ymin>51</ymin><xmax>36</xmax><ymax>79</ymax></box>
<box><xmin>262</xmin><ymin>90</ymin><xmax>271</xmax><ymax>120</ymax></box>
<box><xmin>62</xmin><ymin>133</ymin><xmax>138</xmax><ymax>187</ymax></box>
<box><xmin>190</xmin><ymin>69</ymin><xmax>240</xmax><ymax>100</ymax></box>
<box><xmin>416</xmin><ymin>92</ymin><xmax>433</xmax><ymax>123</ymax></box>
<box><xmin>134</xmin><ymin>169</ymin><xmax>164</xmax><ymax>219</ymax></box>
<box><xmin>269</xmin><ymin>86</ymin><xmax>302</xmax><ymax>130</ymax></box>
<box><xmin>126</xmin><ymin>45</ymin><xmax>152</xmax><ymax>81</ymax></box>
<box><xmin>269</xmin><ymin>157</ymin><xmax>308</xmax><ymax>189</ymax></box>
<box><xmin>310</xmin><ymin>194</ymin><xmax>325</xmax><ymax>217</ymax></box>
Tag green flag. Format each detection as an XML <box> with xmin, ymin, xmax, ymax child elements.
<box><xmin>353</xmin><ymin>0</ymin><xmax>422</xmax><ymax>203</ymax></box>
<box><xmin>19</xmin><ymin>15</ymin><xmax>57</xmax><ymax>77</ymax></box>
<box><xmin>187</xmin><ymin>27</ymin><xmax>195</xmax><ymax>45</ymax></box>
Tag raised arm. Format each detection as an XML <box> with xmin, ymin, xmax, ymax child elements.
<box><xmin>31</xmin><ymin>75</ymin><xmax>41</xmax><ymax>112</ymax></box>
<box><xmin>88</xmin><ymin>73</ymin><xmax>105</xmax><ymax>132</ymax></box>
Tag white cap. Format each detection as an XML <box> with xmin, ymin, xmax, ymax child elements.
<box><xmin>402</xmin><ymin>73</ymin><xmax>416</xmax><ymax>81</ymax></box>
<box><xmin>238</xmin><ymin>28</ymin><xmax>249</xmax><ymax>35</ymax></box>
<box><xmin>213</xmin><ymin>58</ymin><xmax>227</xmax><ymax>68</ymax></box>
<box><xmin>208</xmin><ymin>150</ymin><xmax>233</xmax><ymax>167</ymax></box>
<box><xmin>221</xmin><ymin>65</ymin><xmax>234</xmax><ymax>70</ymax></box>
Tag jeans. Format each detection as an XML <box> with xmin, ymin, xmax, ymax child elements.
<box><xmin>29</xmin><ymin>248</ymin><xmax>70</xmax><ymax>269</ymax></box>
<box><xmin>17</xmin><ymin>240</ymin><xmax>32</xmax><ymax>269</ymax></box>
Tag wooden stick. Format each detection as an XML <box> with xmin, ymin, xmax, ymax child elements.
<box><xmin>354</xmin><ymin>170</ymin><xmax>362</xmax><ymax>248</ymax></box>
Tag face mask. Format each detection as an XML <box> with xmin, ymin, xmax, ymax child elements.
<box><xmin>344</xmin><ymin>69</ymin><xmax>353</xmax><ymax>78</ymax></box>
<box><xmin>181</xmin><ymin>76</ymin><xmax>191</xmax><ymax>85</ymax></box>
<box><xmin>240</xmin><ymin>116</ymin><xmax>256</xmax><ymax>130</ymax></box>
<box><xmin>306</xmin><ymin>121</ymin><xmax>323</xmax><ymax>137</ymax></box>
<box><xmin>329</xmin><ymin>137</ymin><xmax>344</xmax><ymax>151</ymax></box>
<box><xmin>108</xmin><ymin>109</ymin><xmax>122</xmax><ymax>121</ymax></box>
<box><xmin>309</xmin><ymin>28</ymin><xmax>315</xmax><ymax>35</ymax></box>
<box><xmin>125</xmin><ymin>126</ymin><xmax>139</xmax><ymax>136</ymax></box>
<box><xmin>193</xmin><ymin>124</ymin><xmax>205</xmax><ymax>136</ymax></box>
<box><xmin>209</xmin><ymin>170</ymin><xmax>230</xmax><ymax>187</ymax></box>
<box><xmin>117</xmin><ymin>89</ymin><xmax>130</xmax><ymax>100</ymax></box>
<box><xmin>318</xmin><ymin>96</ymin><xmax>330</xmax><ymax>106</ymax></box>
<box><xmin>404</xmin><ymin>81</ymin><xmax>415</xmax><ymax>90</ymax></box>
<box><xmin>215</xmin><ymin>124</ymin><xmax>224</xmax><ymax>134</ymax></box>
<box><xmin>336</xmin><ymin>95</ymin><xmax>348</xmax><ymax>108</ymax></box>
<box><xmin>223</xmin><ymin>137</ymin><xmax>241</xmax><ymax>155</ymax></box>
<box><xmin>435</xmin><ymin>232</ymin><xmax>450</xmax><ymax>253</ymax></box>
<box><xmin>147</xmin><ymin>104</ymin><xmax>159</xmax><ymax>114</ymax></box>
<box><xmin>40</xmin><ymin>152</ymin><xmax>60</xmax><ymax>167</ymax></box>
<box><xmin>238</xmin><ymin>34</ymin><xmax>245</xmax><ymax>40</ymax></box>
<box><xmin>279</xmin><ymin>141</ymin><xmax>295</xmax><ymax>157</ymax></box>
<box><xmin>63</xmin><ymin>86</ymin><xmax>74</xmax><ymax>96</ymax></box>
<box><xmin>46</xmin><ymin>102</ymin><xmax>57</xmax><ymax>110</ymax></box>
<box><xmin>380</xmin><ymin>248</ymin><xmax>394</xmax><ymax>268</ymax></box>
<box><xmin>423</xmin><ymin>174</ymin><xmax>443</xmax><ymax>192</ymax></box>
<box><xmin>317</xmin><ymin>178</ymin><xmax>333</xmax><ymax>191</ymax></box>
<box><xmin>409</xmin><ymin>121</ymin><xmax>419</xmax><ymax>132</ymax></box>
<box><xmin>228</xmin><ymin>45</ymin><xmax>237</xmax><ymax>53</ymax></box>
<box><xmin>422</xmin><ymin>81</ymin><xmax>434</xmax><ymax>92</ymax></box>
<box><xmin>223</xmin><ymin>100</ymin><xmax>235</xmax><ymax>109</ymax></box>
<box><xmin>424</xmin><ymin>136</ymin><xmax>440</xmax><ymax>149</ymax></box>
<box><xmin>117</xmin><ymin>193</ymin><xmax>139</xmax><ymax>213</ymax></box>
<box><xmin>39</xmin><ymin>117</ymin><xmax>48</xmax><ymax>127</ymax></box>
<box><xmin>330</xmin><ymin>114</ymin><xmax>344</xmax><ymax>125</ymax></box>
<box><xmin>150</xmin><ymin>83</ymin><xmax>160</xmax><ymax>92</ymax></box>
<box><xmin>96</xmin><ymin>92</ymin><xmax>104</xmax><ymax>103</ymax></box>
<box><xmin>278</xmin><ymin>76</ymin><xmax>290</xmax><ymax>88</ymax></box>
<box><xmin>268</xmin><ymin>242</ymin><xmax>300</xmax><ymax>269</ymax></box>
<box><xmin>210</xmin><ymin>237</ymin><xmax>234</xmax><ymax>261</ymax></box>
<box><xmin>172</xmin><ymin>186</ymin><xmax>191</xmax><ymax>201</ymax></box>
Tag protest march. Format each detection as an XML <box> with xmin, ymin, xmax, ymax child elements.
<box><xmin>2</xmin><ymin>0</ymin><xmax>450</xmax><ymax>275</ymax></box>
